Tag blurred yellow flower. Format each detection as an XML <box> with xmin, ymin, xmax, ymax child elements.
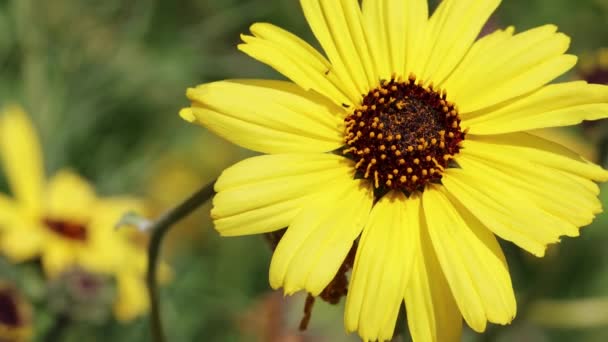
<box><xmin>0</xmin><ymin>282</ymin><xmax>32</xmax><ymax>342</ymax></box>
<box><xmin>0</xmin><ymin>105</ymin><xmax>154</xmax><ymax>322</ymax></box>
<box><xmin>181</xmin><ymin>0</ymin><xmax>608</xmax><ymax>341</ymax></box>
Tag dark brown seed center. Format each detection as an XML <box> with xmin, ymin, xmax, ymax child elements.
<box><xmin>0</xmin><ymin>289</ymin><xmax>20</xmax><ymax>327</ymax></box>
<box><xmin>43</xmin><ymin>218</ymin><xmax>88</xmax><ymax>241</ymax></box>
<box><xmin>343</xmin><ymin>74</ymin><xmax>465</xmax><ymax>193</ymax></box>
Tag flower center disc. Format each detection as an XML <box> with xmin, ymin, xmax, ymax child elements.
<box><xmin>0</xmin><ymin>289</ymin><xmax>20</xmax><ymax>327</ymax></box>
<box><xmin>343</xmin><ymin>75</ymin><xmax>465</xmax><ymax>192</ymax></box>
<box><xmin>43</xmin><ymin>218</ymin><xmax>88</xmax><ymax>241</ymax></box>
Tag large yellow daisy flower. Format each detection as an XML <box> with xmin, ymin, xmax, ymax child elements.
<box><xmin>180</xmin><ymin>1</ymin><xmax>608</xmax><ymax>341</ymax></box>
<box><xmin>0</xmin><ymin>105</ymin><xmax>153</xmax><ymax>322</ymax></box>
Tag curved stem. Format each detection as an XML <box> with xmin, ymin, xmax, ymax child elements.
<box><xmin>147</xmin><ymin>180</ymin><xmax>216</xmax><ymax>342</ymax></box>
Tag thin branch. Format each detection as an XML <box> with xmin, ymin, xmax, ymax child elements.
<box><xmin>147</xmin><ymin>180</ymin><xmax>216</xmax><ymax>342</ymax></box>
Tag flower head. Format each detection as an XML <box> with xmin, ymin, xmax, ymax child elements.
<box><xmin>0</xmin><ymin>282</ymin><xmax>32</xmax><ymax>342</ymax></box>
<box><xmin>181</xmin><ymin>1</ymin><xmax>608</xmax><ymax>341</ymax></box>
<box><xmin>0</xmin><ymin>105</ymin><xmax>158</xmax><ymax>322</ymax></box>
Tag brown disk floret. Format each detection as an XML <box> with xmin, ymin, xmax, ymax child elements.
<box><xmin>43</xmin><ymin>218</ymin><xmax>88</xmax><ymax>241</ymax></box>
<box><xmin>343</xmin><ymin>74</ymin><xmax>465</xmax><ymax>193</ymax></box>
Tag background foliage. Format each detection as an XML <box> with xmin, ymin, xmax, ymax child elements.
<box><xmin>1</xmin><ymin>0</ymin><xmax>608</xmax><ymax>341</ymax></box>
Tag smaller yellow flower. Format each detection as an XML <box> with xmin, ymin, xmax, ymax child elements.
<box><xmin>0</xmin><ymin>105</ymin><xmax>156</xmax><ymax>321</ymax></box>
<box><xmin>0</xmin><ymin>281</ymin><xmax>32</xmax><ymax>342</ymax></box>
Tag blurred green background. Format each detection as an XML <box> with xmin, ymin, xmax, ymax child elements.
<box><xmin>1</xmin><ymin>0</ymin><xmax>608</xmax><ymax>341</ymax></box>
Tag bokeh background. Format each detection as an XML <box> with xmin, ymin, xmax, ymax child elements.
<box><xmin>1</xmin><ymin>0</ymin><xmax>608</xmax><ymax>341</ymax></box>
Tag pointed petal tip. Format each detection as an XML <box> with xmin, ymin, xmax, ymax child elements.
<box><xmin>178</xmin><ymin>108</ymin><xmax>196</xmax><ymax>123</ymax></box>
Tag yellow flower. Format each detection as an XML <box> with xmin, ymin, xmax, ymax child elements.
<box><xmin>180</xmin><ymin>1</ymin><xmax>608</xmax><ymax>341</ymax></box>
<box><xmin>0</xmin><ymin>105</ymin><xmax>152</xmax><ymax>322</ymax></box>
<box><xmin>0</xmin><ymin>281</ymin><xmax>32</xmax><ymax>342</ymax></box>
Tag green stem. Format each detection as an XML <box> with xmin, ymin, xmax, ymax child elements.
<box><xmin>147</xmin><ymin>181</ymin><xmax>216</xmax><ymax>342</ymax></box>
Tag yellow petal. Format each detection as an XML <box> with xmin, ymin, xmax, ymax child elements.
<box><xmin>300</xmin><ymin>0</ymin><xmax>372</xmax><ymax>97</ymax></box>
<box><xmin>423</xmin><ymin>187</ymin><xmax>516</xmax><ymax>332</ymax></box>
<box><xmin>269</xmin><ymin>178</ymin><xmax>372</xmax><ymax>296</ymax></box>
<box><xmin>239</xmin><ymin>23</ymin><xmax>355</xmax><ymax>106</ymax></box>
<box><xmin>182</xmin><ymin>80</ymin><xmax>345</xmax><ymax>154</ymax></box>
<box><xmin>0</xmin><ymin>223</ymin><xmax>43</xmax><ymax>262</ymax></box>
<box><xmin>362</xmin><ymin>0</ymin><xmax>429</xmax><ymax>79</ymax></box>
<box><xmin>0</xmin><ymin>193</ymin><xmax>19</xmax><ymax>228</ymax></box>
<box><xmin>45</xmin><ymin>169</ymin><xmax>97</xmax><ymax>223</ymax></box>
<box><xmin>345</xmin><ymin>191</ymin><xmax>419</xmax><ymax>342</ymax></box>
<box><xmin>41</xmin><ymin>242</ymin><xmax>77</xmax><ymax>278</ymax></box>
<box><xmin>82</xmin><ymin>197</ymin><xmax>146</xmax><ymax>273</ymax></box>
<box><xmin>114</xmin><ymin>273</ymin><xmax>149</xmax><ymax>322</ymax></box>
<box><xmin>420</xmin><ymin>0</ymin><xmax>500</xmax><ymax>85</ymax></box>
<box><xmin>464</xmin><ymin>82</ymin><xmax>608</xmax><ymax>134</ymax></box>
<box><xmin>212</xmin><ymin>154</ymin><xmax>356</xmax><ymax>236</ymax></box>
<box><xmin>456</xmin><ymin>152</ymin><xmax>600</xmax><ymax>229</ymax></box>
<box><xmin>0</xmin><ymin>105</ymin><xmax>45</xmax><ymax>215</ymax></box>
<box><xmin>360</xmin><ymin>0</ymin><xmax>391</xmax><ymax>79</ymax></box>
<box><xmin>464</xmin><ymin>133</ymin><xmax>608</xmax><ymax>182</ymax></box>
<box><xmin>404</xmin><ymin>212</ymin><xmax>462</xmax><ymax>342</ymax></box>
<box><xmin>446</xmin><ymin>25</ymin><xmax>576</xmax><ymax>113</ymax></box>
<box><xmin>442</xmin><ymin>162</ymin><xmax>578</xmax><ymax>257</ymax></box>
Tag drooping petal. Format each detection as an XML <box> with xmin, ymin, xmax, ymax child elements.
<box><xmin>464</xmin><ymin>133</ymin><xmax>608</xmax><ymax>181</ymax></box>
<box><xmin>300</xmin><ymin>0</ymin><xmax>374</xmax><ymax>98</ymax></box>
<box><xmin>420</xmin><ymin>0</ymin><xmax>500</xmax><ymax>86</ymax></box>
<box><xmin>269</xmin><ymin>178</ymin><xmax>373</xmax><ymax>296</ymax></box>
<box><xmin>45</xmin><ymin>170</ymin><xmax>97</xmax><ymax>224</ymax></box>
<box><xmin>114</xmin><ymin>272</ymin><xmax>149</xmax><ymax>322</ymax></box>
<box><xmin>181</xmin><ymin>80</ymin><xmax>345</xmax><ymax>154</ymax></box>
<box><xmin>238</xmin><ymin>23</ymin><xmax>355</xmax><ymax>106</ymax></box>
<box><xmin>405</xmin><ymin>210</ymin><xmax>462</xmax><ymax>342</ymax></box>
<box><xmin>445</xmin><ymin>25</ymin><xmax>576</xmax><ymax>113</ymax></box>
<box><xmin>423</xmin><ymin>187</ymin><xmax>516</xmax><ymax>332</ymax></box>
<box><xmin>0</xmin><ymin>105</ymin><xmax>45</xmax><ymax>215</ymax></box>
<box><xmin>345</xmin><ymin>191</ymin><xmax>419</xmax><ymax>342</ymax></box>
<box><xmin>212</xmin><ymin>154</ymin><xmax>356</xmax><ymax>236</ymax></box>
<box><xmin>463</xmin><ymin>82</ymin><xmax>608</xmax><ymax>134</ymax></box>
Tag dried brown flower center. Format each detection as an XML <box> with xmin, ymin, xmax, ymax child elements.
<box><xmin>0</xmin><ymin>289</ymin><xmax>20</xmax><ymax>327</ymax></box>
<box><xmin>43</xmin><ymin>218</ymin><xmax>88</xmax><ymax>241</ymax></box>
<box><xmin>343</xmin><ymin>75</ymin><xmax>465</xmax><ymax>192</ymax></box>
